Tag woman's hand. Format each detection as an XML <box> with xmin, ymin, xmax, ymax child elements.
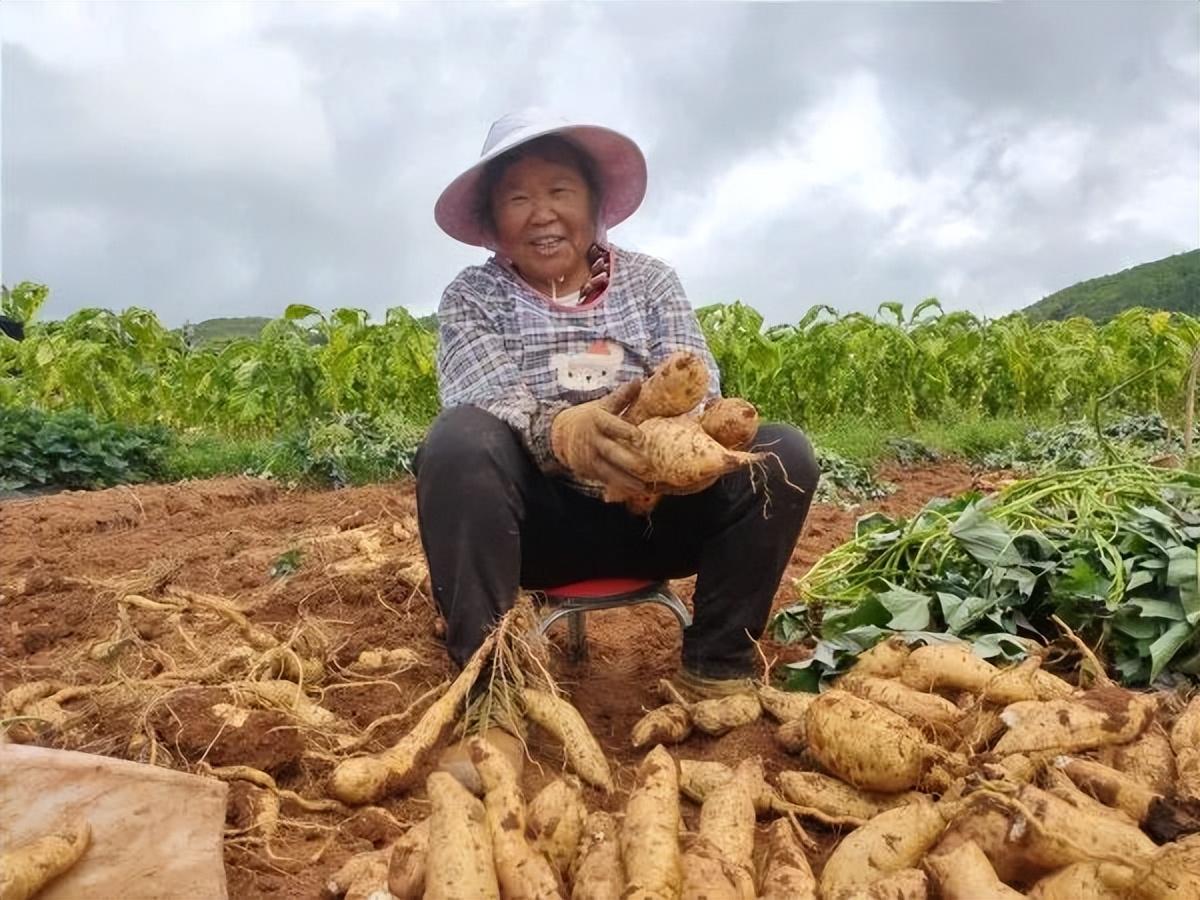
<box><xmin>550</xmin><ymin>382</ymin><xmax>654</xmax><ymax>495</ymax></box>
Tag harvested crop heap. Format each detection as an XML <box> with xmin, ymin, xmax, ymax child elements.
<box><xmin>617</xmin><ymin>637</ymin><xmax>1200</xmax><ymax>898</ymax></box>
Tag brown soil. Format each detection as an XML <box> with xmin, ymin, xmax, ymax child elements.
<box><xmin>0</xmin><ymin>463</ymin><xmax>979</xmax><ymax>897</ymax></box>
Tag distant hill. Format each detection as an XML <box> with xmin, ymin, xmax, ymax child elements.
<box><xmin>1024</xmin><ymin>249</ymin><xmax>1200</xmax><ymax>322</ymax></box>
<box><xmin>183</xmin><ymin>316</ymin><xmax>272</xmax><ymax>346</ymax></box>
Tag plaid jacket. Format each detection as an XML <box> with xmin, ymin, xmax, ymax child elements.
<box><xmin>435</xmin><ymin>245</ymin><xmax>721</xmax><ymax>492</ymax></box>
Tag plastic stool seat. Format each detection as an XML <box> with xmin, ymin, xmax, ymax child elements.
<box><xmin>532</xmin><ymin>577</ymin><xmax>692</xmax><ymax>662</ymax></box>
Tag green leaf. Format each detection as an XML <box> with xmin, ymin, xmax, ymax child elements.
<box><xmin>877</xmin><ymin>586</ymin><xmax>932</xmax><ymax>631</ymax></box>
<box><xmin>950</xmin><ymin>504</ymin><xmax>1025</xmax><ymax>567</ymax></box>
<box><xmin>1149</xmin><ymin>621</ymin><xmax>1195</xmax><ymax>681</ymax></box>
<box><xmin>938</xmin><ymin>592</ymin><xmax>995</xmax><ymax>633</ymax></box>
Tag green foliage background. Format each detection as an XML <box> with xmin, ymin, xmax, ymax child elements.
<box><xmin>4</xmin><ymin>281</ymin><xmax>1200</xmax><ymax>443</ymax></box>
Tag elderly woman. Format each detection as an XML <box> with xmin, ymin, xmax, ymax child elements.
<box><xmin>417</xmin><ymin>110</ymin><xmax>819</xmax><ymax>700</ymax></box>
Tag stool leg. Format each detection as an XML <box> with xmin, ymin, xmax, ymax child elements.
<box><xmin>567</xmin><ymin>611</ymin><xmax>587</xmax><ymax>663</ymax></box>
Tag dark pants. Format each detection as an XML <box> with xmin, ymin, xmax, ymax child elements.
<box><xmin>413</xmin><ymin>406</ymin><xmax>820</xmax><ymax>677</ymax></box>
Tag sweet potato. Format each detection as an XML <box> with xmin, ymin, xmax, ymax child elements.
<box><xmin>699</xmin><ymin>397</ymin><xmax>758</xmax><ymax>449</ymax></box>
<box><xmin>679</xmin><ymin>834</ymin><xmax>744</xmax><ymax>900</ymax></box>
<box><xmin>936</xmin><ymin>793</ymin><xmax>1048</xmax><ymax>886</ymax></box>
<box><xmin>1026</xmin><ymin>862</ymin><xmax>1132</xmax><ymax>900</ymax></box>
<box><xmin>1042</xmin><ymin>768</ymin><xmax>1139</xmax><ymax>828</ymax></box>
<box><xmin>835</xmin><ymin>867</ymin><xmax>929</xmax><ymax>900</ymax></box>
<box><xmin>997</xmin><ymin>782</ymin><xmax>1156</xmax><ymax>872</ymax></box>
<box><xmin>1129</xmin><ymin>834</ymin><xmax>1200</xmax><ymax>900</ymax></box>
<box><xmin>923</xmin><ymin>839</ymin><xmax>1023</xmax><ymax>899</ymax></box>
<box><xmin>468</xmin><ymin>736</ymin><xmax>561</xmax><ymax>899</ymax></box>
<box><xmin>757</xmin><ymin>684</ymin><xmax>816</xmax><ymax>723</ymax></box>
<box><xmin>423</xmin><ymin>771</ymin><xmax>499</xmax><ymax>900</ymax></box>
<box><xmin>686</xmin><ymin>692</ymin><xmax>761</xmax><ymax>736</ymax></box>
<box><xmin>632</xmin><ymin>704</ymin><xmax>692</xmax><ymax>749</ymax></box>
<box><xmin>386</xmin><ymin>819</ymin><xmax>430</xmax><ymax>900</ymax></box>
<box><xmin>329</xmin><ymin>631</ymin><xmax>494</xmax><ymax>804</ymax></box>
<box><xmin>638</xmin><ymin>416</ymin><xmax>764</xmax><ymax>490</ymax></box>
<box><xmin>835</xmin><ymin>673</ymin><xmax>963</xmax><ymax>731</ymax></box>
<box><xmin>949</xmin><ymin>704</ymin><xmax>1003</xmax><ymax>754</ymax></box>
<box><xmin>994</xmin><ymin>687</ymin><xmax>1156</xmax><ymax>755</ymax></box>
<box><xmin>1098</xmin><ymin>726</ymin><xmax>1176</xmax><ymax>793</ymax></box>
<box><xmin>678</xmin><ymin>759</ymin><xmax>790</xmax><ymax>818</ymax></box>
<box><xmin>758</xmin><ymin>819</ymin><xmax>817</xmax><ymax>900</ymax></box>
<box><xmin>900</xmin><ymin>644</ymin><xmax>1071</xmax><ymax>704</ymax></box>
<box><xmin>527</xmin><ymin>777</ymin><xmax>587</xmax><ymax>880</ymax></box>
<box><xmin>623</xmin><ymin>350</ymin><xmax>710</xmax><ymax>425</ymax></box>
<box><xmin>805</xmin><ymin>690</ymin><xmax>949</xmax><ymax>792</ymax></box>
<box><xmin>777</xmin><ymin>771</ymin><xmax>920</xmax><ymax>822</ymax></box>
<box><xmin>1171</xmin><ymin>695</ymin><xmax>1200</xmax><ymax>802</ymax></box>
<box><xmin>0</xmin><ymin>819</ymin><xmax>91</xmax><ymax>900</ymax></box>
<box><xmin>697</xmin><ymin>757</ymin><xmax>760</xmax><ymax>895</ymax></box>
<box><xmin>819</xmin><ymin>797</ymin><xmax>947</xmax><ymax>898</ymax></box>
<box><xmin>774</xmin><ymin>718</ymin><xmax>807</xmax><ymax>752</ymax></box>
<box><xmin>851</xmin><ymin>637</ymin><xmax>912</xmax><ymax>679</ymax></box>
<box><xmin>569</xmin><ymin>812</ymin><xmax>622</xmax><ymax>900</ymax></box>
<box><xmin>522</xmin><ymin>688</ymin><xmax>614</xmax><ymax>793</ymax></box>
<box><xmin>620</xmin><ymin>745</ymin><xmax>682</xmax><ymax>898</ymax></box>
<box><xmin>1055</xmin><ymin>756</ymin><xmax>1162</xmax><ymax>823</ymax></box>
<box><xmin>324</xmin><ymin>846</ymin><xmax>390</xmax><ymax>900</ymax></box>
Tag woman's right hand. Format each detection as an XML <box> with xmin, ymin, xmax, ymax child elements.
<box><xmin>549</xmin><ymin>381</ymin><xmax>654</xmax><ymax>495</ymax></box>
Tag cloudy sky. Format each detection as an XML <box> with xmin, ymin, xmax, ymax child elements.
<box><xmin>3</xmin><ymin>1</ymin><xmax>1197</xmax><ymax>328</ymax></box>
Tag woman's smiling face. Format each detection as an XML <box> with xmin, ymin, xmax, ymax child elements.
<box><xmin>489</xmin><ymin>152</ymin><xmax>596</xmax><ymax>293</ymax></box>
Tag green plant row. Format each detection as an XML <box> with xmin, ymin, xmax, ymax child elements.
<box><xmin>3</xmin><ymin>283</ymin><xmax>1199</xmax><ymax>437</ymax></box>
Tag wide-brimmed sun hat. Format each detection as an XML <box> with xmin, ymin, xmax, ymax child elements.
<box><xmin>434</xmin><ymin>108</ymin><xmax>648</xmax><ymax>249</ymax></box>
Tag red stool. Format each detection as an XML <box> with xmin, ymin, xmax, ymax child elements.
<box><xmin>532</xmin><ymin>577</ymin><xmax>692</xmax><ymax>662</ymax></box>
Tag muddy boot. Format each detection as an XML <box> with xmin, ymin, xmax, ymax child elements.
<box><xmin>661</xmin><ymin>668</ymin><xmax>758</xmax><ymax>704</ymax></box>
<box><xmin>434</xmin><ymin>726</ymin><xmax>525</xmax><ymax>795</ymax></box>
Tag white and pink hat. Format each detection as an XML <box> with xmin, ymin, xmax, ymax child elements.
<box><xmin>433</xmin><ymin>108</ymin><xmax>648</xmax><ymax>250</ymax></box>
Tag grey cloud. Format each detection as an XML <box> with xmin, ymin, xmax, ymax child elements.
<box><xmin>2</xmin><ymin>1</ymin><xmax>1196</xmax><ymax>329</ymax></box>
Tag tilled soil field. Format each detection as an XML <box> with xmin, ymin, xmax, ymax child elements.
<box><xmin>0</xmin><ymin>463</ymin><xmax>980</xmax><ymax>897</ymax></box>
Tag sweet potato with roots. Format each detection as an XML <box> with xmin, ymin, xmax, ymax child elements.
<box><xmin>819</xmin><ymin>797</ymin><xmax>948</xmax><ymax>899</ymax></box>
<box><xmin>758</xmin><ymin>819</ymin><xmax>817</xmax><ymax>900</ymax></box>
<box><xmin>994</xmin><ymin>687</ymin><xmax>1156</xmax><ymax>755</ymax></box>
<box><xmin>805</xmin><ymin>690</ymin><xmax>956</xmax><ymax>792</ymax></box>
<box><xmin>971</xmin><ymin>782</ymin><xmax>1157</xmax><ymax>874</ymax></box>
<box><xmin>620</xmin><ymin>745</ymin><xmax>682</xmax><ymax>898</ymax></box>
<box><xmin>0</xmin><ymin>819</ymin><xmax>91</xmax><ymax>900</ymax></box>
<box><xmin>522</xmin><ymin>688</ymin><xmax>614</xmax><ymax>793</ymax></box>
<box><xmin>637</xmin><ymin>416</ymin><xmax>766</xmax><ymax>491</ymax></box>
<box><xmin>1128</xmin><ymin>834</ymin><xmax>1200</xmax><ymax>900</ymax></box>
<box><xmin>423</xmin><ymin>771</ymin><xmax>500</xmax><ymax>900</ymax></box>
<box><xmin>569</xmin><ymin>811</ymin><xmax>622</xmax><ymax>900</ymax></box>
<box><xmin>622</xmin><ymin>350</ymin><xmax>710</xmax><ymax>425</ymax></box>
<box><xmin>329</xmin><ymin>631</ymin><xmax>495</xmax><ymax>805</ymax></box>
<box><xmin>923</xmin><ymin>838</ymin><xmax>1024</xmax><ymax>900</ymax></box>
<box><xmin>659</xmin><ymin>680</ymin><xmax>762</xmax><ymax>735</ymax></box>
